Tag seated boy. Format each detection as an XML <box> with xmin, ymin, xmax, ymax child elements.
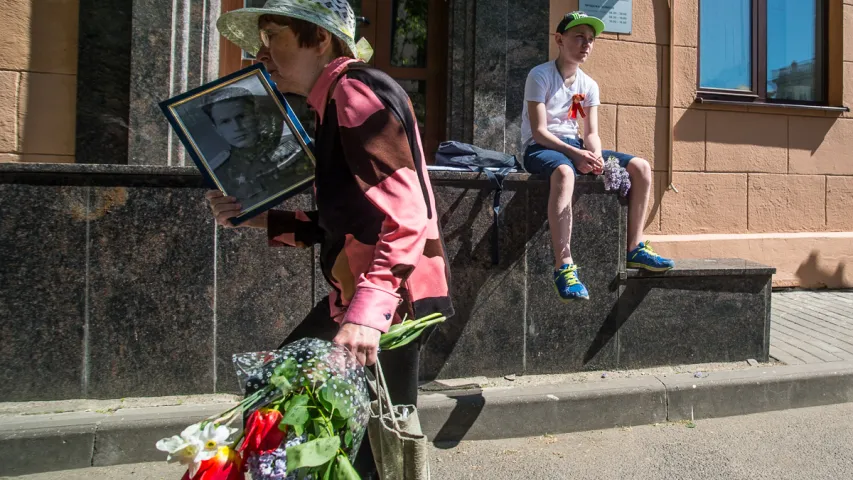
<box><xmin>521</xmin><ymin>11</ymin><xmax>674</xmax><ymax>302</ymax></box>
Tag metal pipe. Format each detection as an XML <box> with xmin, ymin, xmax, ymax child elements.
<box><xmin>668</xmin><ymin>0</ymin><xmax>679</xmax><ymax>193</ymax></box>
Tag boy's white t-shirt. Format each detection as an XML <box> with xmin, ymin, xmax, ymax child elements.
<box><xmin>520</xmin><ymin>61</ymin><xmax>600</xmax><ymax>151</ymax></box>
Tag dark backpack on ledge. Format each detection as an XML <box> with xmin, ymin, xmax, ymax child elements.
<box><xmin>434</xmin><ymin>141</ymin><xmax>523</xmax><ymax>265</ymax></box>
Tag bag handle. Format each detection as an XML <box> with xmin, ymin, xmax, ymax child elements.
<box><xmin>366</xmin><ymin>359</ymin><xmax>400</xmax><ymax>430</ymax></box>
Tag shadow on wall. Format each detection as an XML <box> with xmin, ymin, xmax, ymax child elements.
<box><xmin>795</xmin><ymin>113</ymin><xmax>842</xmax><ymax>155</ymax></box>
<box><xmin>796</xmin><ymin>250</ymin><xmax>849</xmax><ymax>289</ymax></box>
<box><xmin>74</xmin><ymin>0</ymin><xmax>132</xmax><ymax>164</ymax></box>
<box><xmin>420</xmin><ymin>186</ymin><xmax>532</xmax><ymax>382</ymax></box>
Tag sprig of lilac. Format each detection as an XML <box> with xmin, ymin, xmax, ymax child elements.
<box><xmin>602</xmin><ymin>157</ymin><xmax>631</xmax><ymax>197</ymax></box>
<box><xmin>246</xmin><ymin>434</ymin><xmax>312</xmax><ymax>480</ymax></box>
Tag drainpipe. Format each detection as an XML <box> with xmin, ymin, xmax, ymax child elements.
<box><xmin>668</xmin><ymin>0</ymin><xmax>679</xmax><ymax>193</ymax></box>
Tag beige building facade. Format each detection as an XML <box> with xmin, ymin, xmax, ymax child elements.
<box><xmin>551</xmin><ymin>0</ymin><xmax>853</xmax><ymax>289</ymax></box>
<box><xmin>1</xmin><ymin>0</ymin><xmax>850</xmax><ymax>289</ymax></box>
<box><xmin>0</xmin><ymin>0</ymin><xmax>79</xmax><ymax>164</ymax></box>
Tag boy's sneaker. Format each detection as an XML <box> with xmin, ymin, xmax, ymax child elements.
<box><xmin>553</xmin><ymin>264</ymin><xmax>590</xmax><ymax>302</ymax></box>
<box><xmin>627</xmin><ymin>241</ymin><xmax>675</xmax><ymax>272</ymax></box>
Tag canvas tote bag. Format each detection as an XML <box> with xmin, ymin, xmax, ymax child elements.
<box><xmin>367</xmin><ymin>359</ymin><xmax>430</xmax><ymax>480</ymax></box>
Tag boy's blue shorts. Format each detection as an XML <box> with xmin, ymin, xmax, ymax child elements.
<box><xmin>523</xmin><ymin>137</ymin><xmax>635</xmax><ymax>178</ymax></box>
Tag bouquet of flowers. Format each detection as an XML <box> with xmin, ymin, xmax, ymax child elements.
<box><xmin>602</xmin><ymin>156</ymin><xmax>631</xmax><ymax>197</ymax></box>
<box><xmin>155</xmin><ymin>313</ymin><xmax>445</xmax><ymax>480</ymax></box>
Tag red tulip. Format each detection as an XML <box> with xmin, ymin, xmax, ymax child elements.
<box><xmin>181</xmin><ymin>446</ymin><xmax>244</xmax><ymax>480</ymax></box>
<box><xmin>239</xmin><ymin>408</ymin><xmax>286</xmax><ymax>455</ymax></box>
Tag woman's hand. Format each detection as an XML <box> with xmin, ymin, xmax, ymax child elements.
<box><xmin>205</xmin><ymin>190</ymin><xmax>267</xmax><ymax>229</ymax></box>
<box><xmin>333</xmin><ymin>323</ymin><xmax>381</xmax><ymax>366</ymax></box>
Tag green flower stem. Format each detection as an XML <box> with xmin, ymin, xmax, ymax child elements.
<box><xmin>211</xmin><ymin>387</ymin><xmax>270</xmax><ymax>424</ymax></box>
<box><xmin>305</xmin><ymin>385</ymin><xmax>335</xmax><ymax>438</ymax></box>
<box><xmin>379</xmin><ymin>315</ymin><xmax>446</xmax><ymax>350</ymax></box>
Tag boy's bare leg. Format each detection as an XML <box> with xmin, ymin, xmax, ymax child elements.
<box><xmin>549</xmin><ymin>164</ymin><xmax>576</xmax><ymax>268</ymax></box>
<box><xmin>625</xmin><ymin>157</ymin><xmax>652</xmax><ymax>252</ymax></box>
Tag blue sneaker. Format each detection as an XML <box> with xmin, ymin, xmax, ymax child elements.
<box><xmin>627</xmin><ymin>241</ymin><xmax>675</xmax><ymax>272</ymax></box>
<box><xmin>553</xmin><ymin>264</ymin><xmax>590</xmax><ymax>302</ymax></box>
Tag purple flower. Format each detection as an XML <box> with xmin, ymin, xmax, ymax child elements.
<box><xmin>603</xmin><ymin>157</ymin><xmax>631</xmax><ymax>197</ymax></box>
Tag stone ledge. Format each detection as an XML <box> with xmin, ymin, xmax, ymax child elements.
<box><xmin>626</xmin><ymin>258</ymin><xmax>777</xmax><ymax>278</ymax></box>
<box><xmin>0</xmin><ymin>163</ymin><xmax>611</xmax><ymax>189</ymax></box>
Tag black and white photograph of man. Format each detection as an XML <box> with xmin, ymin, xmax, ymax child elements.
<box><xmin>173</xmin><ymin>75</ymin><xmax>313</xmax><ymax>208</ymax></box>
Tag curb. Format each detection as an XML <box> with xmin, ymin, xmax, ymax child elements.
<box><xmin>2</xmin><ymin>362</ymin><xmax>853</xmax><ymax>476</ymax></box>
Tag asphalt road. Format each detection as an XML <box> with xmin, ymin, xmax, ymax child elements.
<box><xmin>6</xmin><ymin>403</ymin><xmax>853</xmax><ymax>480</ymax></box>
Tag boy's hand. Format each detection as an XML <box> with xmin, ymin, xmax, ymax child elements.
<box><xmin>205</xmin><ymin>190</ymin><xmax>267</xmax><ymax>229</ymax></box>
<box><xmin>572</xmin><ymin>150</ymin><xmax>603</xmax><ymax>175</ymax></box>
<box><xmin>333</xmin><ymin>323</ymin><xmax>381</xmax><ymax>366</ymax></box>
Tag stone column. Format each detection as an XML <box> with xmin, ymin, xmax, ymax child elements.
<box><xmin>446</xmin><ymin>0</ymin><xmax>475</xmax><ymax>144</ymax></box>
<box><xmin>129</xmin><ymin>0</ymin><xmax>221</xmax><ymax>166</ymax></box>
<box><xmin>505</xmin><ymin>0</ymin><xmax>549</xmax><ymax>157</ymax></box>
<box><xmin>471</xmin><ymin>0</ymin><xmax>508</xmax><ymax>152</ymax></box>
<box><xmin>76</xmin><ymin>0</ymin><xmax>220</xmax><ymax>166</ymax></box>
<box><xmin>447</xmin><ymin>0</ymin><xmax>549</xmax><ymax>154</ymax></box>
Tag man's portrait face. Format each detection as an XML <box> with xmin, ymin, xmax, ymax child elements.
<box><xmin>208</xmin><ymin>98</ymin><xmax>261</xmax><ymax>149</ymax></box>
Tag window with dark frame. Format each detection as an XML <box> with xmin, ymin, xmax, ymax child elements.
<box><xmin>698</xmin><ymin>0</ymin><xmax>828</xmax><ymax>106</ymax></box>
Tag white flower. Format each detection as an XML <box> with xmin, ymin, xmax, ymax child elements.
<box><xmin>155</xmin><ymin>422</ymin><xmax>238</xmax><ymax>467</ymax></box>
<box><xmin>197</xmin><ymin>422</ymin><xmax>238</xmax><ymax>461</ymax></box>
<box><xmin>156</xmin><ymin>423</ymin><xmax>204</xmax><ymax>466</ymax></box>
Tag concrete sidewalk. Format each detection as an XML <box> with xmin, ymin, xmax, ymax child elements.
<box><xmin>770</xmin><ymin>290</ymin><xmax>853</xmax><ymax>365</ymax></box>
<box><xmin>8</xmin><ymin>403</ymin><xmax>853</xmax><ymax>479</ymax></box>
<box><xmin>1</xmin><ymin>290</ymin><xmax>852</xmax><ymax>477</ymax></box>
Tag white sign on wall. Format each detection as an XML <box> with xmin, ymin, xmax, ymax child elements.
<box><xmin>579</xmin><ymin>0</ymin><xmax>633</xmax><ymax>35</ymax></box>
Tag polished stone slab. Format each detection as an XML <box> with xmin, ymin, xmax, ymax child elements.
<box><xmin>524</xmin><ymin>184</ymin><xmax>627</xmax><ymax>374</ymax></box>
<box><xmin>0</xmin><ymin>185</ymin><xmax>88</xmax><ymax>401</ymax></box>
<box><xmin>75</xmin><ymin>0</ymin><xmax>132</xmax><ymax>165</ymax></box>
<box><xmin>420</xmin><ymin>185</ymin><xmax>528</xmax><ymax>380</ymax></box>
<box><xmin>504</xmin><ymin>0</ymin><xmax>549</xmax><ymax>156</ymax></box>
<box><xmin>214</xmin><ymin>194</ymin><xmax>315</xmax><ymax>394</ymax></box>
<box><xmin>617</xmin><ymin>274</ymin><xmax>773</xmax><ymax>368</ymax></box>
<box><xmin>86</xmin><ymin>187</ymin><xmax>215</xmax><ymax>398</ymax></box>
<box><xmin>627</xmin><ymin>258</ymin><xmax>777</xmax><ymax>278</ymax></box>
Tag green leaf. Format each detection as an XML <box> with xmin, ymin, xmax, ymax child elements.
<box><xmin>286</xmin><ymin>437</ymin><xmax>341</xmax><ymax>473</ymax></box>
<box><xmin>333</xmin><ymin>453</ymin><xmax>361</xmax><ymax>480</ymax></box>
<box><xmin>312</xmin><ymin>417</ymin><xmax>333</xmax><ymax>438</ymax></box>
<box><xmin>270</xmin><ymin>373</ymin><xmax>293</xmax><ymax>396</ymax></box>
<box><xmin>320</xmin><ymin>378</ymin><xmax>355</xmax><ymax>418</ymax></box>
<box><xmin>285</xmin><ymin>393</ymin><xmax>311</xmax><ymax>411</ymax></box>
<box><xmin>344</xmin><ymin>430</ymin><xmax>353</xmax><ymax>448</ymax></box>
<box><xmin>332</xmin><ymin>416</ymin><xmax>348</xmax><ymax>431</ymax></box>
<box><xmin>274</xmin><ymin>357</ymin><xmax>299</xmax><ymax>379</ymax></box>
<box><xmin>282</xmin><ymin>406</ymin><xmax>310</xmax><ymax>434</ymax></box>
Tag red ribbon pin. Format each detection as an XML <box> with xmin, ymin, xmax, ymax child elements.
<box><xmin>569</xmin><ymin>93</ymin><xmax>586</xmax><ymax>120</ymax></box>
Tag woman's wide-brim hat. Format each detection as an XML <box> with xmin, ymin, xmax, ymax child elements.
<box><xmin>217</xmin><ymin>0</ymin><xmax>373</xmax><ymax>61</ymax></box>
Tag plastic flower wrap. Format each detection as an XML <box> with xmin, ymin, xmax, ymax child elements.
<box><xmin>233</xmin><ymin>338</ymin><xmax>371</xmax><ymax>476</ymax></box>
<box><xmin>155</xmin><ymin>314</ymin><xmax>446</xmax><ymax>480</ymax></box>
<box><xmin>602</xmin><ymin>156</ymin><xmax>631</xmax><ymax>197</ymax></box>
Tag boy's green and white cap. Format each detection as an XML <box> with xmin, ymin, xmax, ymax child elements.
<box><xmin>556</xmin><ymin>11</ymin><xmax>605</xmax><ymax>36</ymax></box>
<box><xmin>217</xmin><ymin>0</ymin><xmax>373</xmax><ymax>61</ymax></box>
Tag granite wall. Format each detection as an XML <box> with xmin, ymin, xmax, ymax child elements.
<box><xmin>0</xmin><ymin>164</ymin><xmax>629</xmax><ymax>401</ymax></box>
<box><xmin>1</xmin><ymin>164</ymin><xmax>776</xmax><ymax>401</ymax></box>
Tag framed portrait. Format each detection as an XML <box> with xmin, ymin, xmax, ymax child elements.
<box><xmin>160</xmin><ymin>63</ymin><xmax>315</xmax><ymax>226</ymax></box>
